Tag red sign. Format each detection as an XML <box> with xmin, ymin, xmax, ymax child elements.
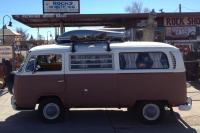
<box><xmin>174</xmin><ymin>43</ymin><xmax>192</xmax><ymax>55</ymax></box>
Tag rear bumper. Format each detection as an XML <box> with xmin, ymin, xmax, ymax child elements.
<box><xmin>178</xmin><ymin>97</ymin><xmax>192</xmax><ymax>111</ymax></box>
<box><xmin>11</xmin><ymin>96</ymin><xmax>34</xmax><ymax>111</ymax></box>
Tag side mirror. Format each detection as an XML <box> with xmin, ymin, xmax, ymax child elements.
<box><xmin>32</xmin><ymin>65</ymin><xmax>40</xmax><ymax>73</ymax></box>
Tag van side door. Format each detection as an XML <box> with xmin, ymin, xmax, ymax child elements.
<box><xmin>65</xmin><ymin>53</ymin><xmax>118</xmax><ymax>107</ymax></box>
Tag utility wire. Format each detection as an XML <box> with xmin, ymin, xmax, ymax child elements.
<box><xmin>173</xmin><ymin>7</ymin><xmax>179</xmax><ymax>12</ymax></box>
<box><xmin>182</xmin><ymin>6</ymin><xmax>199</xmax><ymax>12</ymax></box>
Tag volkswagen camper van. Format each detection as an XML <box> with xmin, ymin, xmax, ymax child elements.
<box><xmin>10</xmin><ymin>41</ymin><xmax>192</xmax><ymax>123</ymax></box>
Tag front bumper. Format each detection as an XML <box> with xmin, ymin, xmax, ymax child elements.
<box><xmin>178</xmin><ymin>97</ymin><xmax>192</xmax><ymax>111</ymax></box>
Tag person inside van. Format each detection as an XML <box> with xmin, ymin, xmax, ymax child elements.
<box><xmin>136</xmin><ymin>53</ymin><xmax>153</xmax><ymax>69</ymax></box>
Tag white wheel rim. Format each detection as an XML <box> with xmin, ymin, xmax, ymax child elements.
<box><xmin>43</xmin><ymin>103</ymin><xmax>60</xmax><ymax>120</ymax></box>
<box><xmin>142</xmin><ymin>104</ymin><xmax>160</xmax><ymax>121</ymax></box>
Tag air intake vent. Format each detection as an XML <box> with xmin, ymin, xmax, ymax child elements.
<box><xmin>170</xmin><ymin>52</ymin><xmax>176</xmax><ymax>69</ymax></box>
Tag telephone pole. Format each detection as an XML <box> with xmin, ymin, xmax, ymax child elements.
<box><xmin>179</xmin><ymin>4</ymin><xmax>182</xmax><ymax>13</ymax></box>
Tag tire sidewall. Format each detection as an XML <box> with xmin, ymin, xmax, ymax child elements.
<box><xmin>0</xmin><ymin>78</ymin><xmax>6</xmax><ymax>89</ymax></box>
<box><xmin>39</xmin><ymin>98</ymin><xmax>64</xmax><ymax>123</ymax></box>
<box><xmin>138</xmin><ymin>102</ymin><xmax>163</xmax><ymax>124</ymax></box>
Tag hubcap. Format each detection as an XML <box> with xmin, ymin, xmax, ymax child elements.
<box><xmin>43</xmin><ymin>103</ymin><xmax>60</xmax><ymax>120</ymax></box>
<box><xmin>142</xmin><ymin>104</ymin><xmax>160</xmax><ymax>121</ymax></box>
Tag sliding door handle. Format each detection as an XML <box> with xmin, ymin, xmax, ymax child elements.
<box><xmin>57</xmin><ymin>80</ymin><xmax>64</xmax><ymax>83</ymax></box>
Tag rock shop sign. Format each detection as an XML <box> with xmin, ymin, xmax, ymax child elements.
<box><xmin>164</xmin><ymin>17</ymin><xmax>200</xmax><ymax>26</ymax></box>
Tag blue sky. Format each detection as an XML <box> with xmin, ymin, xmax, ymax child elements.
<box><xmin>0</xmin><ymin>0</ymin><xmax>200</xmax><ymax>40</ymax></box>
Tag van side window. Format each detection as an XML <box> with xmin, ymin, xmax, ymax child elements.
<box><xmin>70</xmin><ymin>54</ymin><xmax>113</xmax><ymax>70</ymax></box>
<box><xmin>26</xmin><ymin>54</ymin><xmax>62</xmax><ymax>72</ymax></box>
<box><xmin>119</xmin><ymin>52</ymin><xmax>169</xmax><ymax>69</ymax></box>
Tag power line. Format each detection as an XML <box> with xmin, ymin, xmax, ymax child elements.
<box><xmin>173</xmin><ymin>7</ymin><xmax>179</xmax><ymax>12</ymax></box>
<box><xmin>182</xmin><ymin>6</ymin><xmax>199</xmax><ymax>12</ymax></box>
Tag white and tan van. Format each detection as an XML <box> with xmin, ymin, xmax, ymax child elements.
<box><xmin>10</xmin><ymin>41</ymin><xmax>192</xmax><ymax>123</ymax></box>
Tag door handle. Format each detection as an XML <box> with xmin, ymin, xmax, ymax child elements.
<box><xmin>57</xmin><ymin>80</ymin><xmax>64</xmax><ymax>83</ymax></box>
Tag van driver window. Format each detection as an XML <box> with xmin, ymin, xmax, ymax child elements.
<box><xmin>119</xmin><ymin>52</ymin><xmax>169</xmax><ymax>70</ymax></box>
<box><xmin>26</xmin><ymin>54</ymin><xmax>62</xmax><ymax>72</ymax></box>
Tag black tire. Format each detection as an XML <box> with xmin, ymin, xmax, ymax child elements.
<box><xmin>38</xmin><ymin>98</ymin><xmax>65</xmax><ymax>123</ymax></box>
<box><xmin>127</xmin><ymin>107</ymin><xmax>134</xmax><ymax>112</ymax></box>
<box><xmin>137</xmin><ymin>101</ymin><xmax>164</xmax><ymax>124</ymax></box>
<box><xmin>0</xmin><ymin>78</ymin><xmax>6</xmax><ymax>89</ymax></box>
<box><xmin>6</xmin><ymin>72</ymin><xmax>15</xmax><ymax>94</ymax></box>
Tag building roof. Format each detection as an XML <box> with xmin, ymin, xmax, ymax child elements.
<box><xmin>0</xmin><ymin>26</ymin><xmax>21</xmax><ymax>36</ymax></box>
<box><xmin>12</xmin><ymin>12</ymin><xmax>200</xmax><ymax>28</ymax></box>
<box><xmin>13</xmin><ymin>13</ymin><xmax>147</xmax><ymax>28</ymax></box>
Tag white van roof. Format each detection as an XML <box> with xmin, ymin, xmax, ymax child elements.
<box><xmin>29</xmin><ymin>41</ymin><xmax>178</xmax><ymax>53</ymax></box>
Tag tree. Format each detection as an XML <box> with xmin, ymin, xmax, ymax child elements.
<box><xmin>125</xmin><ymin>1</ymin><xmax>150</xmax><ymax>13</ymax></box>
<box><xmin>29</xmin><ymin>35</ymin><xmax>35</xmax><ymax>41</ymax></box>
<box><xmin>16</xmin><ymin>28</ymin><xmax>29</xmax><ymax>41</ymax></box>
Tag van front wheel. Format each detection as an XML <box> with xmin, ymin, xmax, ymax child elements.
<box><xmin>137</xmin><ymin>102</ymin><xmax>164</xmax><ymax>124</ymax></box>
<box><xmin>38</xmin><ymin>98</ymin><xmax>65</xmax><ymax>123</ymax></box>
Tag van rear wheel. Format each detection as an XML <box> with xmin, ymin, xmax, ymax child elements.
<box><xmin>38</xmin><ymin>98</ymin><xmax>65</xmax><ymax>123</ymax></box>
<box><xmin>137</xmin><ymin>102</ymin><xmax>164</xmax><ymax>124</ymax></box>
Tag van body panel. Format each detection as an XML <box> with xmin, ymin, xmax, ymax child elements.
<box><xmin>116</xmin><ymin>72</ymin><xmax>186</xmax><ymax>106</ymax></box>
<box><xmin>64</xmin><ymin>72</ymin><xmax>186</xmax><ymax>107</ymax></box>
<box><xmin>14</xmin><ymin>72</ymin><xmax>186</xmax><ymax>108</ymax></box>
<box><xmin>65</xmin><ymin>74</ymin><xmax>118</xmax><ymax>107</ymax></box>
<box><xmin>14</xmin><ymin>74</ymin><xmax>65</xmax><ymax>109</ymax></box>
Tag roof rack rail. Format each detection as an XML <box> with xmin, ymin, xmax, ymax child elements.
<box><xmin>106</xmin><ymin>41</ymin><xmax>111</xmax><ymax>52</ymax></box>
<box><xmin>71</xmin><ymin>43</ymin><xmax>76</xmax><ymax>52</ymax></box>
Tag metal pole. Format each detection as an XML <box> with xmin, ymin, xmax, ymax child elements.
<box><xmin>54</xmin><ymin>27</ymin><xmax>57</xmax><ymax>42</ymax></box>
<box><xmin>47</xmin><ymin>31</ymin><xmax>52</xmax><ymax>44</ymax></box>
<box><xmin>12</xmin><ymin>44</ymin><xmax>16</xmax><ymax>70</ymax></box>
<box><xmin>179</xmin><ymin>4</ymin><xmax>182</xmax><ymax>13</ymax></box>
<box><xmin>2</xmin><ymin>20</ymin><xmax>4</xmax><ymax>45</ymax></box>
<box><xmin>47</xmin><ymin>32</ymin><xmax>49</xmax><ymax>44</ymax></box>
<box><xmin>37</xmin><ymin>27</ymin><xmax>40</xmax><ymax>40</ymax></box>
<box><xmin>2</xmin><ymin>15</ymin><xmax>12</xmax><ymax>45</ymax></box>
<box><xmin>60</xmin><ymin>22</ymin><xmax>65</xmax><ymax>35</ymax></box>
